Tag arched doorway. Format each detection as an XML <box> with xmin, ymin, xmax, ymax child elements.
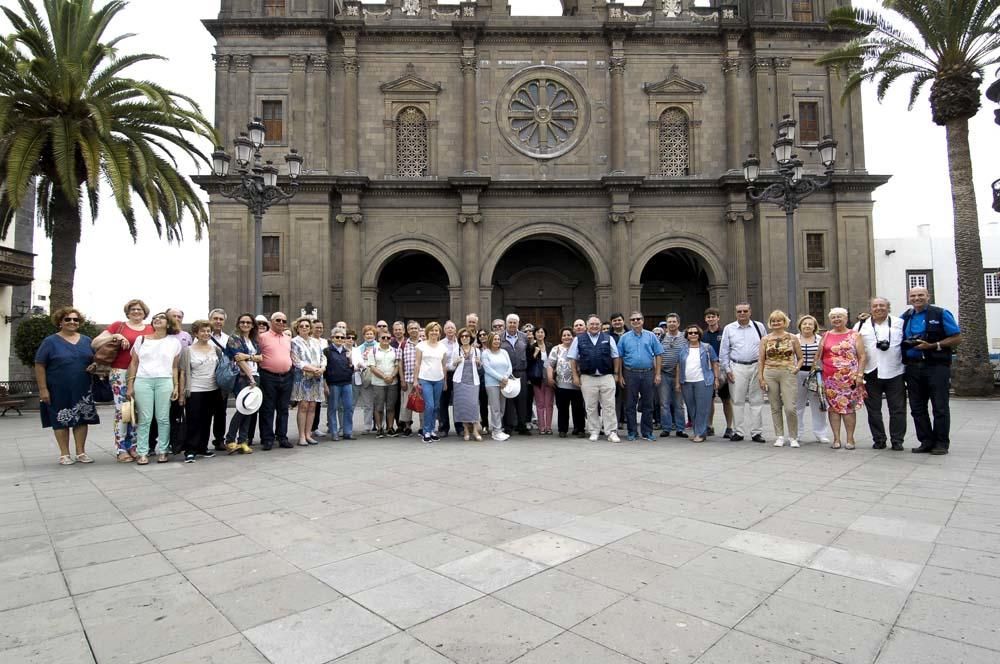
<box><xmin>640</xmin><ymin>248</ymin><xmax>711</xmax><ymax>326</ymax></box>
<box><xmin>377</xmin><ymin>251</ymin><xmax>450</xmax><ymax>324</ymax></box>
<box><xmin>491</xmin><ymin>237</ymin><xmax>596</xmax><ymax>331</ymax></box>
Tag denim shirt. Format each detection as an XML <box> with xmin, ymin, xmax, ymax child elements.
<box><xmin>676</xmin><ymin>343</ymin><xmax>718</xmax><ymax>387</ymax></box>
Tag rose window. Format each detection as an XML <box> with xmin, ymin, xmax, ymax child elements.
<box><xmin>498</xmin><ymin>66</ymin><xmax>590</xmax><ymax>160</ymax></box>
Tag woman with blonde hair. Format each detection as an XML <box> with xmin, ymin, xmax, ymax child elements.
<box><xmin>413</xmin><ymin>321</ymin><xmax>449</xmax><ymax>443</ymax></box>
<box><xmin>92</xmin><ymin>298</ymin><xmax>152</xmax><ymax>462</ymax></box>
<box><xmin>291</xmin><ymin>317</ymin><xmax>327</xmax><ymax>445</ymax></box>
<box><xmin>758</xmin><ymin>310</ymin><xmax>803</xmax><ymax>448</ymax></box>
<box><xmin>819</xmin><ymin>307</ymin><xmax>867</xmax><ymax>449</ymax></box>
<box><xmin>794</xmin><ymin>314</ymin><xmax>832</xmax><ymax>443</ymax></box>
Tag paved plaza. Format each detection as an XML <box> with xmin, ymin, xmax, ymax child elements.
<box><xmin>2</xmin><ymin>398</ymin><xmax>999</xmax><ymax>664</ymax></box>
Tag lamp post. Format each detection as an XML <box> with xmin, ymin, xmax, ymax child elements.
<box><xmin>4</xmin><ymin>300</ymin><xmax>29</xmax><ymax>325</ymax></box>
<box><xmin>211</xmin><ymin>118</ymin><xmax>304</xmax><ymax>314</ymax></box>
<box><xmin>743</xmin><ymin>115</ymin><xmax>837</xmax><ymax>324</ymax></box>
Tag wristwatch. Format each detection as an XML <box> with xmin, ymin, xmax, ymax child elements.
<box><xmin>935</xmin><ymin>342</ymin><xmax>942</xmax><ymax>351</ymax></box>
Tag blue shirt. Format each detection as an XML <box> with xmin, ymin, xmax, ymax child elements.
<box><xmin>617</xmin><ymin>329</ymin><xmax>662</xmax><ymax>369</ymax></box>
<box><xmin>903</xmin><ymin>307</ymin><xmax>960</xmax><ymax>360</ymax></box>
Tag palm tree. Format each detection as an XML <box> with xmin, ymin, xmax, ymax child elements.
<box><xmin>817</xmin><ymin>0</ymin><xmax>1000</xmax><ymax>396</ymax></box>
<box><xmin>0</xmin><ymin>0</ymin><xmax>216</xmax><ymax>309</ymax></box>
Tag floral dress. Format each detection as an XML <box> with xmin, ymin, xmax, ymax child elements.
<box><xmin>291</xmin><ymin>336</ymin><xmax>326</xmax><ymax>402</ymax></box>
<box><xmin>821</xmin><ymin>330</ymin><xmax>865</xmax><ymax>415</ymax></box>
<box><xmin>35</xmin><ymin>334</ymin><xmax>100</xmax><ymax>429</ymax></box>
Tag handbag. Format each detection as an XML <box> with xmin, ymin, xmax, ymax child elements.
<box><xmin>92</xmin><ymin>375</ymin><xmax>113</xmax><ymax>403</ymax></box>
<box><xmin>211</xmin><ymin>338</ymin><xmax>239</xmax><ymax>395</ymax></box>
<box><xmin>406</xmin><ymin>384</ymin><xmax>425</xmax><ymax>413</ymax></box>
<box><xmin>93</xmin><ymin>322</ymin><xmax>126</xmax><ymax>365</ymax></box>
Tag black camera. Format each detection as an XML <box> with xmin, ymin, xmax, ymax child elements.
<box><xmin>901</xmin><ymin>337</ymin><xmax>924</xmax><ymax>349</ymax></box>
<box><xmin>875</xmin><ymin>340</ymin><xmax>891</xmax><ymax>351</ymax></box>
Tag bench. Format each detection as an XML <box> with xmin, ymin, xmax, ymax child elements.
<box><xmin>0</xmin><ymin>386</ymin><xmax>25</xmax><ymax>416</ymax></box>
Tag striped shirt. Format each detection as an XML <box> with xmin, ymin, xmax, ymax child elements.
<box><xmin>797</xmin><ymin>335</ymin><xmax>821</xmax><ymax>370</ymax></box>
<box><xmin>659</xmin><ymin>332</ymin><xmax>685</xmax><ymax>372</ymax></box>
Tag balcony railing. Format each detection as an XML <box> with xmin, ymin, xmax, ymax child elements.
<box><xmin>0</xmin><ymin>247</ymin><xmax>35</xmax><ymax>286</ymax></box>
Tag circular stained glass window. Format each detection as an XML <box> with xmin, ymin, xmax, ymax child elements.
<box><xmin>498</xmin><ymin>66</ymin><xmax>590</xmax><ymax>160</ymax></box>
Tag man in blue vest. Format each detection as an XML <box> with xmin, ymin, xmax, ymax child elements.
<box><xmin>900</xmin><ymin>286</ymin><xmax>961</xmax><ymax>455</ymax></box>
<box><xmin>567</xmin><ymin>315</ymin><xmax>622</xmax><ymax>443</ymax></box>
<box><xmin>616</xmin><ymin>311</ymin><xmax>662</xmax><ymax>441</ymax></box>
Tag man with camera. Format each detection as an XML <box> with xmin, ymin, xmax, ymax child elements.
<box><xmin>854</xmin><ymin>298</ymin><xmax>906</xmax><ymax>450</ymax></box>
<box><xmin>899</xmin><ymin>286</ymin><xmax>961</xmax><ymax>455</ymax></box>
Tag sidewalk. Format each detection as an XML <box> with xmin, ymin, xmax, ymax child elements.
<box><xmin>1</xmin><ymin>399</ymin><xmax>998</xmax><ymax>663</ymax></box>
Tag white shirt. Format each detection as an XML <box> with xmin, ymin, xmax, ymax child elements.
<box><xmin>854</xmin><ymin>316</ymin><xmax>905</xmax><ymax>379</ymax></box>
<box><xmin>133</xmin><ymin>335</ymin><xmax>182</xmax><ymax>379</ymax></box>
<box><xmin>719</xmin><ymin>320</ymin><xmax>766</xmax><ymax>371</ymax></box>
<box><xmin>684</xmin><ymin>348</ymin><xmax>704</xmax><ymax>383</ymax></box>
<box><xmin>416</xmin><ymin>341</ymin><xmax>447</xmax><ymax>381</ymax></box>
<box><xmin>188</xmin><ymin>347</ymin><xmax>218</xmax><ymax>392</ymax></box>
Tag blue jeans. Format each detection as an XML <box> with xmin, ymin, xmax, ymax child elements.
<box><xmin>327</xmin><ymin>383</ymin><xmax>354</xmax><ymax>437</ymax></box>
<box><xmin>259</xmin><ymin>369</ymin><xmax>293</xmax><ymax>445</ymax></box>
<box><xmin>658</xmin><ymin>370</ymin><xmax>686</xmax><ymax>431</ymax></box>
<box><xmin>681</xmin><ymin>381</ymin><xmax>714</xmax><ymax>437</ymax></box>
<box><xmin>419</xmin><ymin>379</ymin><xmax>444</xmax><ymax>436</ymax></box>
<box><xmin>225</xmin><ymin>374</ymin><xmax>258</xmax><ymax>443</ymax></box>
<box><xmin>624</xmin><ymin>368</ymin><xmax>655</xmax><ymax>437</ymax></box>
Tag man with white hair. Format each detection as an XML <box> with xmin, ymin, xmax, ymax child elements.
<box><xmin>207</xmin><ymin>308</ymin><xmax>230</xmax><ymax>450</ymax></box>
<box><xmin>567</xmin><ymin>315</ymin><xmax>621</xmax><ymax>443</ymax></box>
<box><xmin>854</xmin><ymin>297</ymin><xmax>906</xmax><ymax>450</ymax></box>
<box><xmin>500</xmin><ymin>313</ymin><xmax>531</xmax><ymax>434</ymax></box>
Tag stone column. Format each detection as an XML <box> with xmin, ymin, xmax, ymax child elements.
<box><xmin>722</xmin><ymin>55</ymin><xmax>742</xmax><ymax>171</ymax></box>
<box><xmin>458</xmin><ymin>213</ymin><xmax>482</xmax><ymax>316</ymax></box>
<box><xmin>336</xmin><ymin>212</ymin><xmax>364</xmax><ymax>325</ymax></box>
<box><xmin>608</xmin><ymin>53</ymin><xmax>627</xmax><ymax>174</ymax></box>
<box><xmin>774</xmin><ymin>57</ymin><xmax>792</xmax><ymax>122</ymax></box>
<box><xmin>846</xmin><ymin>63</ymin><xmax>866</xmax><ymax>172</ymax></box>
<box><xmin>460</xmin><ymin>54</ymin><xmax>479</xmax><ymax>174</ymax></box>
<box><xmin>726</xmin><ymin>206</ymin><xmax>752</xmax><ymax>306</ymax></box>
<box><xmin>309</xmin><ymin>54</ymin><xmax>330</xmax><ymax>172</ymax></box>
<box><xmin>290</xmin><ymin>53</ymin><xmax>308</xmax><ymax>149</ymax></box>
<box><xmin>751</xmin><ymin>57</ymin><xmax>772</xmax><ymax>157</ymax></box>
<box><xmin>231</xmin><ymin>54</ymin><xmax>253</xmax><ymax>138</ymax></box>
<box><xmin>609</xmin><ymin>212</ymin><xmax>633</xmax><ymax>310</ymax></box>
<box><xmin>213</xmin><ymin>54</ymin><xmax>230</xmax><ymax>137</ymax></box>
<box><xmin>342</xmin><ymin>35</ymin><xmax>360</xmax><ymax>174</ymax></box>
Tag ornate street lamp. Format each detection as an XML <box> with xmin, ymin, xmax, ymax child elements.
<box><xmin>211</xmin><ymin>118</ymin><xmax>304</xmax><ymax>314</ymax></box>
<box><xmin>743</xmin><ymin>115</ymin><xmax>837</xmax><ymax>324</ymax></box>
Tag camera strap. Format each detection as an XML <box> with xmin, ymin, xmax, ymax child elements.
<box><xmin>868</xmin><ymin>315</ymin><xmax>891</xmax><ymax>344</ymax></box>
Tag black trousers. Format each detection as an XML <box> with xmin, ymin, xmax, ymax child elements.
<box><xmin>439</xmin><ymin>370</ymin><xmax>455</xmax><ymax>433</ymax></box>
<box><xmin>555</xmin><ymin>386</ymin><xmax>586</xmax><ymax>434</ymax></box>
<box><xmin>312</xmin><ymin>401</ymin><xmax>322</xmax><ymax>433</ymax></box>
<box><xmin>184</xmin><ymin>390</ymin><xmax>219</xmax><ymax>455</ymax></box>
<box><xmin>208</xmin><ymin>389</ymin><xmax>227</xmax><ymax>446</ymax></box>
<box><xmin>863</xmin><ymin>371</ymin><xmax>907</xmax><ymax>445</ymax></box>
<box><xmin>904</xmin><ymin>363</ymin><xmax>951</xmax><ymax>450</ymax></box>
<box><xmin>259</xmin><ymin>369</ymin><xmax>293</xmax><ymax>445</ymax></box>
<box><xmin>503</xmin><ymin>369</ymin><xmax>529</xmax><ymax>431</ymax></box>
<box><xmin>479</xmin><ymin>381</ymin><xmax>489</xmax><ymax>428</ymax></box>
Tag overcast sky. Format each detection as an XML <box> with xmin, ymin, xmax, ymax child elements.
<box><xmin>13</xmin><ymin>0</ymin><xmax>1000</xmax><ymax>321</ymax></box>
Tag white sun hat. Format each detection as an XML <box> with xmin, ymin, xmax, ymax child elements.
<box><xmin>235</xmin><ymin>385</ymin><xmax>263</xmax><ymax>415</ymax></box>
<box><xmin>500</xmin><ymin>376</ymin><xmax>521</xmax><ymax>399</ymax></box>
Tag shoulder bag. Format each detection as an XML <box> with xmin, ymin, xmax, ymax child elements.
<box><xmin>211</xmin><ymin>336</ymin><xmax>239</xmax><ymax>395</ymax></box>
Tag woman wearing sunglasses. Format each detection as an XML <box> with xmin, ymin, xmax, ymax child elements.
<box><xmin>34</xmin><ymin>307</ymin><xmax>101</xmax><ymax>465</ymax></box>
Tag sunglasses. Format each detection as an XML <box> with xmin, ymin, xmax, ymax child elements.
<box><xmin>63</xmin><ymin>317</ymin><xmax>81</xmax><ymax>323</ymax></box>
<box><xmin>686</xmin><ymin>331</ymin><xmax>700</xmax><ymax>335</ymax></box>
<box><xmin>272</xmin><ymin>318</ymin><xmax>287</xmax><ymax>323</ymax></box>
<box><xmin>379</xmin><ymin>336</ymin><xmax>391</xmax><ymax>340</ymax></box>
<box><xmin>333</xmin><ymin>335</ymin><xmax>345</xmax><ymax>339</ymax></box>
<box><xmin>152</xmin><ymin>316</ymin><xmax>167</xmax><ymax>322</ymax></box>
<box><xmin>239</xmin><ymin>320</ymin><xmax>253</xmax><ymax>325</ymax></box>
<box><xmin>377</xmin><ymin>324</ymin><xmax>388</xmax><ymax>327</ymax></box>
<box><xmin>348</xmin><ymin>336</ymin><xmax>357</xmax><ymax>340</ymax></box>
<box><xmin>256</xmin><ymin>322</ymin><xmax>268</xmax><ymax>326</ymax></box>
<box><xmin>630</xmin><ymin>317</ymin><xmax>643</xmax><ymax>321</ymax></box>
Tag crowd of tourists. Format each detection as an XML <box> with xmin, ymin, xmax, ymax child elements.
<box><xmin>33</xmin><ymin>286</ymin><xmax>960</xmax><ymax>465</ymax></box>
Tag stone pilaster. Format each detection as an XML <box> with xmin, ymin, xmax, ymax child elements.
<box><xmin>722</xmin><ymin>52</ymin><xmax>742</xmax><ymax>171</ymax></box>
<box><xmin>289</xmin><ymin>54</ymin><xmax>308</xmax><ymax>150</ymax></box>
<box><xmin>309</xmin><ymin>55</ymin><xmax>329</xmax><ymax>172</ymax></box>
<box><xmin>460</xmin><ymin>54</ymin><xmax>478</xmax><ymax>174</ymax></box>
<box><xmin>608</xmin><ymin>54</ymin><xmax>627</xmax><ymax>174</ymax></box>
<box><xmin>773</xmin><ymin>57</ymin><xmax>792</xmax><ymax>124</ymax></box>
<box><xmin>726</xmin><ymin>206</ymin><xmax>753</xmax><ymax>306</ymax></box>
<box><xmin>342</xmin><ymin>34</ymin><xmax>360</xmax><ymax>174</ymax></box>
<box><xmin>213</xmin><ymin>54</ymin><xmax>230</xmax><ymax>135</ymax></box>
<box><xmin>336</xmin><ymin>212</ymin><xmax>364</xmax><ymax>325</ymax></box>
<box><xmin>231</xmin><ymin>54</ymin><xmax>252</xmax><ymax>143</ymax></box>
<box><xmin>458</xmin><ymin>213</ymin><xmax>481</xmax><ymax>316</ymax></box>
<box><xmin>751</xmin><ymin>56</ymin><xmax>773</xmax><ymax>159</ymax></box>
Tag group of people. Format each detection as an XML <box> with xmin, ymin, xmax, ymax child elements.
<box><xmin>33</xmin><ymin>285</ymin><xmax>960</xmax><ymax>465</ymax></box>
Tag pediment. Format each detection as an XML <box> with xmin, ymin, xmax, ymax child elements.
<box><xmin>380</xmin><ymin>63</ymin><xmax>442</xmax><ymax>94</ymax></box>
<box><xmin>644</xmin><ymin>68</ymin><xmax>706</xmax><ymax>95</ymax></box>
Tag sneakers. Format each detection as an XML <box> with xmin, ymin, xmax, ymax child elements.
<box><xmin>387</xmin><ymin>427</ymin><xmax>398</xmax><ymax>438</ymax></box>
<box><xmin>239</xmin><ymin>443</ymin><xmax>253</xmax><ymax>454</ymax></box>
<box><xmin>729</xmin><ymin>434</ymin><xmax>744</xmax><ymax>442</ymax></box>
<box><xmin>430</xmin><ymin>433</ymin><xmax>440</xmax><ymax>442</ymax></box>
<box><xmin>723</xmin><ymin>428</ymin><xmax>734</xmax><ymax>439</ymax></box>
<box><xmin>659</xmin><ymin>430</ymin><xmax>671</xmax><ymax>438</ymax></box>
<box><xmin>589</xmin><ymin>433</ymin><xmax>600</xmax><ymax>442</ymax></box>
<box><xmin>492</xmin><ymin>431</ymin><xmax>510</xmax><ymax>441</ymax></box>
<box><xmin>773</xmin><ymin>437</ymin><xmax>785</xmax><ymax>447</ymax></box>
<box><xmin>789</xmin><ymin>439</ymin><xmax>800</xmax><ymax>448</ymax></box>
<box><xmin>644</xmin><ymin>434</ymin><xmax>657</xmax><ymax>442</ymax></box>
<box><xmin>200</xmin><ymin>451</ymin><xmax>216</xmax><ymax>458</ymax></box>
<box><xmin>627</xmin><ymin>433</ymin><xmax>638</xmax><ymax>441</ymax></box>
<box><xmin>376</xmin><ymin>428</ymin><xmax>386</xmax><ymax>439</ymax></box>
<box><xmin>226</xmin><ymin>442</ymin><xmax>240</xmax><ymax>455</ymax></box>
<box><xmin>422</xmin><ymin>434</ymin><xmax>434</xmax><ymax>443</ymax></box>
<box><xmin>184</xmin><ymin>453</ymin><xmax>196</xmax><ymax>463</ymax></box>
<box><xmin>706</xmin><ymin>427</ymin><xmax>715</xmax><ymax>436</ymax></box>
<box><xmin>608</xmin><ymin>432</ymin><xmax>621</xmax><ymax>443</ymax></box>
<box><xmin>818</xmin><ymin>437</ymin><xmax>831</xmax><ymax>444</ymax></box>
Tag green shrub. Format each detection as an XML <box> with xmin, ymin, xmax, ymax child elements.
<box><xmin>13</xmin><ymin>315</ymin><xmax>102</xmax><ymax>367</ymax></box>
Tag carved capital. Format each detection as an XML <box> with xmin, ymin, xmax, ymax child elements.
<box><xmin>721</xmin><ymin>56</ymin><xmax>741</xmax><ymax>75</ymax></box>
<box><xmin>773</xmin><ymin>57</ymin><xmax>792</xmax><ymax>70</ymax></box>
<box><xmin>213</xmin><ymin>54</ymin><xmax>230</xmax><ymax>71</ymax></box>
<box><xmin>232</xmin><ymin>54</ymin><xmax>253</xmax><ymax>71</ymax></box>
<box><xmin>343</xmin><ymin>56</ymin><xmax>359</xmax><ymax>74</ymax></box>
<box><xmin>457</xmin><ymin>213</ymin><xmax>482</xmax><ymax>225</ymax></box>
<box><xmin>725</xmin><ymin>209</ymin><xmax>753</xmax><ymax>223</ymax></box>
<box><xmin>608</xmin><ymin>56</ymin><xmax>627</xmax><ymax>75</ymax></box>
<box><xmin>608</xmin><ymin>212</ymin><xmax>634</xmax><ymax>224</ymax></box>
<box><xmin>289</xmin><ymin>53</ymin><xmax>309</xmax><ymax>71</ymax></box>
<box><xmin>310</xmin><ymin>54</ymin><xmax>329</xmax><ymax>72</ymax></box>
<box><xmin>336</xmin><ymin>213</ymin><xmax>364</xmax><ymax>224</ymax></box>
<box><xmin>460</xmin><ymin>56</ymin><xmax>478</xmax><ymax>74</ymax></box>
<box><xmin>750</xmin><ymin>57</ymin><xmax>771</xmax><ymax>74</ymax></box>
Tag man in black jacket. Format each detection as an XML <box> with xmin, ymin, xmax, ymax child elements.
<box><xmin>501</xmin><ymin>313</ymin><xmax>531</xmax><ymax>435</ymax></box>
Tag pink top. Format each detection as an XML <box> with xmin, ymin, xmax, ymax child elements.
<box><xmin>821</xmin><ymin>330</ymin><xmax>859</xmax><ymax>378</ymax></box>
<box><xmin>257</xmin><ymin>330</ymin><xmax>293</xmax><ymax>374</ymax></box>
<box><xmin>106</xmin><ymin>322</ymin><xmax>154</xmax><ymax>370</ymax></box>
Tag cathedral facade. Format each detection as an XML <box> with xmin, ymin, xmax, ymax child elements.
<box><xmin>201</xmin><ymin>0</ymin><xmax>886</xmax><ymax>329</ymax></box>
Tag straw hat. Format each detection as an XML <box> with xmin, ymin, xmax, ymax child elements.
<box><xmin>120</xmin><ymin>398</ymin><xmax>135</xmax><ymax>424</ymax></box>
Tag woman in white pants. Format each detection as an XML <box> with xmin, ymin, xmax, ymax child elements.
<box><xmin>795</xmin><ymin>315</ymin><xmax>832</xmax><ymax>443</ymax></box>
<box><xmin>481</xmin><ymin>333</ymin><xmax>512</xmax><ymax>441</ymax></box>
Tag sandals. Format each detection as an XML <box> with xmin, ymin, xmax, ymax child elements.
<box><xmin>156</xmin><ymin>454</ymin><xmax>170</xmax><ymax>463</ymax></box>
<box><xmin>136</xmin><ymin>455</ymin><xmax>149</xmax><ymax>465</ymax></box>
<box><xmin>830</xmin><ymin>442</ymin><xmax>842</xmax><ymax>449</ymax></box>
<box><xmin>117</xmin><ymin>453</ymin><xmax>134</xmax><ymax>463</ymax></box>
<box><xmin>75</xmin><ymin>453</ymin><xmax>94</xmax><ymax>464</ymax></box>
<box><xmin>845</xmin><ymin>443</ymin><xmax>856</xmax><ymax>450</ymax></box>
<box><xmin>464</xmin><ymin>433</ymin><xmax>471</xmax><ymax>441</ymax></box>
<box><xmin>473</xmin><ymin>433</ymin><xmax>483</xmax><ymax>441</ymax></box>
<box><xmin>58</xmin><ymin>455</ymin><xmax>75</xmax><ymax>466</ymax></box>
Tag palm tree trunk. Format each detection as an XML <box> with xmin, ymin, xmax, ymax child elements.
<box><xmin>48</xmin><ymin>193</ymin><xmax>81</xmax><ymax>311</ymax></box>
<box><xmin>945</xmin><ymin>118</ymin><xmax>993</xmax><ymax>396</ymax></box>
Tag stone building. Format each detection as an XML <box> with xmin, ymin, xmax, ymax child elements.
<box><xmin>200</xmin><ymin>0</ymin><xmax>886</xmax><ymax>330</ymax></box>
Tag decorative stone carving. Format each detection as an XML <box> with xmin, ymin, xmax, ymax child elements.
<box><xmin>751</xmin><ymin>57</ymin><xmax>772</xmax><ymax>73</ymax></box>
<box><xmin>608</xmin><ymin>212</ymin><xmax>634</xmax><ymax>224</ymax></box>
<box><xmin>343</xmin><ymin>56</ymin><xmax>359</xmax><ymax>74</ymax></box>
<box><xmin>395</xmin><ymin>107</ymin><xmax>429</xmax><ymax>177</ymax></box>
<box><xmin>725</xmin><ymin>209</ymin><xmax>753</xmax><ymax>223</ymax></box>
<box><xmin>335</xmin><ymin>213</ymin><xmax>364</xmax><ymax>224</ymax></box>
<box><xmin>774</xmin><ymin>57</ymin><xmax>792</xmax><ymax>70</ymax></box>
<box><xmin>497</xmin><ymin>66</ymin><xmax>590</xmax><ymax>160</ymax></box>
<box><xmin>462</xmin><ymin>4</ymin><xmax>476</xmax><ymax>17</ymax></box>
<box><xmin>608</xmin><ymin>5</ymin><xmax>623</xmax><ymax>19</ymax></box>
<box><xmin>363</xmin><ymin>6</ymin><xmax>391</xmax><ymax>18</ymax></box>
<box><xmin>289</xmin><ymin>53</ymin><xmax>308</xmax><ymax>71</ymax></box>
<box><xmin>213</xmin><ymin>54</ymin><xmax>230</xmax><ymax>71</ymax></box>
<box><xmin>310</xmin><ymin>54</ymin><xmax>329</xmax><ymax>72</ymax></box>
<box><xmin>232</xmin><ymin>54</ymin><xmax>252</xmax><ymax>71</ymax></box>
<box><xmin>460</xmin><ymin>56</ymin><xmax>478</xmax><ymax>74</ymax></box>
<box><xmin>402</xmin><ymin>0</ymin><xmax>421</xmax><ymax>17</ymax></box>
<box><xmin>457</xmin><ymin>213</ymin><xmax>482</xmax><ymax>224</ymax></box>
<box><xmin>658</xmin><ymin>109</ymin><xmax>689</xmax><ymax>176</ymax></box>
<box><xmin>662</xmin><ymin>0</ymin><xmax>681</xmax><ymax>18</ymax></box>
<box><xmin>608</xmin><ymin>57</ymin><xmax>627</xmax><ymax>75</ymax></box>
<box><xmin>721</xmin><ymin>56</ymin><xmax>741</xmax><ymax>74</ymax></box>
<box><xmin>432</xmin><ymin>8</ymin><xmax>460</xmax><ymax>19</ymax></box>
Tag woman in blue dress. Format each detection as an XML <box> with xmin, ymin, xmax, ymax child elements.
<box><xmin>34</xmin><ymin>306</ymin><xmax>100</xmax><ymax>465</ymax></box>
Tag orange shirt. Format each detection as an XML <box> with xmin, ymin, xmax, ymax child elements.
<box><xmin>257</xmin><ymin>330</ymin><xmax>293</xmax><ymax>374</ymax></box>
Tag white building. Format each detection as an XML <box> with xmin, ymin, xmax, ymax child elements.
<box><xmin>1</xmin><ymin>191</ymin><xmax>37</xmax><ymax>382</ymax></box>
<box><xmin>875</xmin><ymin>222</ymin><xmax>1000</xmax><ymax>360</ymax></box>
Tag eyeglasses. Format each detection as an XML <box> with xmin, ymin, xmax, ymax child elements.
<box><xmin>379</xmin><ymin>336</ymin><xmax>391</xmax><ymax>340</ymax></box>
<box><xmin>272</xmin><ymin>318</ymin><xmax>287</xmax><ymax>323</ymax></box>
<box><xmin>630</xmin><ymin>317</ymin><xmax>643</xmax><ymax>321</ymax></box>
<box><xmin>239</xmin><ymin>320</ymin><xmax>253</xmax><ymax>325</ymax></box>
<box><xmin>256</xmin><ymin>322</ymin><xmax>268</xmax><ymax>326</ymax></box>
<box><xmin>333</xmin><ymin>335</ymin><xmax>345</xmax><ymax>339</ymax></box>
<box><xmin>686</xmin><ymin>331</ymin><xmax>700</xmax><ymax>336</ymax></box>
<box><xmin>152</xmin><ymin>316</ymin><xmax>167</xmax><ymax>322</ymax></box>
<box><xmin>63</xmin><ymin>317</ymin><xmax>81</xmax><ymax>323</ymax></box>
<box><xmin>348</xmin><ymin>336</ymin><xmax>357</xmax><ymax>340</ymax></box>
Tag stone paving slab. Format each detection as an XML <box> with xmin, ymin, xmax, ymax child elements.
<box><xmin>1</xmin><ymin>399</ymin><xmax>998</xmax><ymax>662</ymax></box>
